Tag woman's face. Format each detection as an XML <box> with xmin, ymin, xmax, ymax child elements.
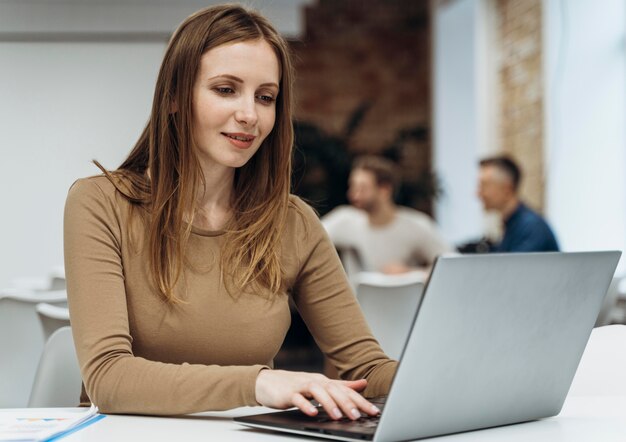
<box><xmin>191</xmin><ymin>39</ymin><xmax>280</xmax><ymax>173</ymax></box>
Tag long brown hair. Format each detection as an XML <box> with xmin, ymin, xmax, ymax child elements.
<box><xmin>98</xmin><ymin>4</ymin><xmax>294</xmax><ymax>302</ymax></box>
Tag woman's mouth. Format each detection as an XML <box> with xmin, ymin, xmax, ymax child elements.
<box><xmin>222</xmin><ymin>132</ymin><xmax>256</xmax><ymax>149</ymax></box>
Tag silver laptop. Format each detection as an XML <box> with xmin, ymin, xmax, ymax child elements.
<box><xmin>236</xmin><ymin>251</ymin><xmax>621</xmax><ymax>441</ymax></box>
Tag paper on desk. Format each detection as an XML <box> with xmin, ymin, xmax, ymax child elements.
<box><xmin>0</xmin><ymin>405</ymin><xmax>99</xmax><ymax>441</ymax></box>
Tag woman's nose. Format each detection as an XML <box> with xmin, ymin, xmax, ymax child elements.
<box><xmin>234</xmin><ymin>96</ymin><xmax>258</xmax><ymax>127</ymax></box>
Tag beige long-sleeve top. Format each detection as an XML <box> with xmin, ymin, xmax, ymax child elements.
<box><xmin>64</xmin><ymin>176</ymin><xmax>397</xmax><ymax>415</ymax></box>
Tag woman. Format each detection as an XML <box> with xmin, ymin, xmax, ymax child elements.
<box><xmin>64</xmin><ymin>4</ymin><xmax>396</xmax><ymax>418</ymax></box>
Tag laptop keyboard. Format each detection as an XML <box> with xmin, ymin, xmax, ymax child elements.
<box><xmin>314</xmin><ymin>414</ymin><xmax>381</xmax><ymax>428</ymax></box>
<box><xmin>311</xmin><ymin>396</ymin><xmax>387</xmax><ymax>428</ymax></box>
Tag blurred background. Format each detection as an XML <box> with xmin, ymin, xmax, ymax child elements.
<box><xmin>0</xmin><ymin>0</ymin><xmax>624</xmax><ymax>293</ymax></box>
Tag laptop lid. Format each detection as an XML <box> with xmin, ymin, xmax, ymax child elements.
<box><xmin>236</xmin><ymin>251</ymin><xmax>620</xmax><ymax>442</ymax></box>
<box><xmin>375</xmin><ymin>251</ymin><xmax>620</xmax><ymax>441</ymax></box>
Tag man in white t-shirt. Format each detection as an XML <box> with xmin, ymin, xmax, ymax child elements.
<box><xmin>322</xmin><ymin>155</ymin><xmax>451</xmax><ymax>275</ymax></box>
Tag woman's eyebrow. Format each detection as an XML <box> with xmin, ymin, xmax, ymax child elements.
<box><xmin>209</xmin><ymin>74</ymin><xmax>279</xmax><ymax>89</ymax></box>
<box><xmin>209</xmin><ymin>74</ymin><xmax>243</xmax><ymax>83</ymax></box>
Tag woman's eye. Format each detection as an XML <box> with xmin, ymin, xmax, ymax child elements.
<box><xmin>214</xmin><ymin>87</ymin><xmax>235</xmax><ymax>95</ymax></box>
<box><xmin>257</xmin><ymin>94</ymin><xmax>275</xmax><ymax>104</ymax></box>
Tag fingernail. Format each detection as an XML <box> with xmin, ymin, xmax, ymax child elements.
<box><xmin>310</xmin><ymin>407</ymin><xmax>318</xmax><ymax>414</ymax></box>
<box><xmin>371</xmin><ymin>405</ymin><xmax>380</xmax><ymax>413</ymax></box>
<box><xmin>332</xmin><ymin>408</ymin><xmax>342</xmax><ymax>419</ymax></box>
<box><xmin>351</xmin><ymin>408</ymin><xmax>361</xmax><ymax>419</ymax></box>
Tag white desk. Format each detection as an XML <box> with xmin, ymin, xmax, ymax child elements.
<box><xmin>569</xmin><ymin>325</ymin><xmax>626</xmax><ymax>396</ymax></box>
<box><xmin>8</xmin><ymin>326</ymin><xmax>626</xmax><ymax>441</ymax></box>
<box><xmin>61</xmin><ymin>325</ymin><xmax>626</xmax><ymax>440</ymax></box>
<box><xmin>49</xmin><ymin>395</ymin><xmax>626</xmax><ymax>441</ymax></box>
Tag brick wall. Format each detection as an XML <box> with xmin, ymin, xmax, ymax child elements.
<box><xmin>289</xmin><ymin>0</ymin><xmax>432</xmax><ymax>211</ymax></box>
<box><xmin>496</xmin><ymin>0</ymin><xmax>544</xmax><ymax>211</ymax></box>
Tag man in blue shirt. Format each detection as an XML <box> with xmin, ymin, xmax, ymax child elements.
<box><xmin>478</xmin><ymin>156</ymin><xmax>559</xmax><ymax>252</ymax></box>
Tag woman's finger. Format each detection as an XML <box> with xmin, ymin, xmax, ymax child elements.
<box><xmin>292</xmin><ymin>393</ymin><xmax>319</xmax><ymax>416</ymax></box>
<box><xmin>340</xmin><ymin>378</ymin><xmax>368</xmax><ymax>392</ymax></box>
<box><xmin>326</xmin><ymin>383</ymin><xmax>362</xmax><ymax>420</ymax></box>
<box><xmin>345</xmin><ymin>387</ymin><xmax>381</xmax><ymax>416</ymax></box>
<box><xmin>308</xmin><ymin>382</ymin><xmax>343</xmax><ymax>420</ymax></box>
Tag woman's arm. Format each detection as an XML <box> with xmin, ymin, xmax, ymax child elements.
<box><xmin>249</xmin><ymin>197</ymin><xmax>397</xmax><ymax>421</ymax></box>
<box><xmin>64</xmin><ymin>178</ymin><xmax>267</xmax><ymax>415</ymax></box>
<box><xmin>290</xmin><ymin>198</ymin><xmax>398</xmax><ymax>396</ymax></box>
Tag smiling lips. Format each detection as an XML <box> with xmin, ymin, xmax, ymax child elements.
<box><xmin>222</xmin><ymin>132</ymin><xmax>256</xmax><ymax>149</ymax></box>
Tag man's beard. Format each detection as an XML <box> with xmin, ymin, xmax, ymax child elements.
<box><xmin>353</xmin><ymin>199</ymin><xmax>377</xmax><ymax>214</ymax></box>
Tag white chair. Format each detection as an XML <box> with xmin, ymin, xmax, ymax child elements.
<box><xmin>9</xmin><ymin>277</ymin><xmax>51</xmax><ymax>292</ymax></box>
<box><xmin>595</xmin><ymin>276</ymin><xmax>623</xmax><ymax>327</ymax></box>
<box><xmin>36</xmin><ymin>302</ymin><xmax>71</xmax><ymax>341</ymax></box>
<box><xmin>28</xmin><ymin>326</ymin><xmax>82</xmax><ymax>407</ymax></box>
<box><xmin>9</xmin><ymin>266</ymin><xmax>66</xmax><ymax>292</ymax></box>
<box><xmin>48</xmin><ymin>265</ymin><xmax>66</xmax><ymax>291</ymax></box>
<box><xmin>0</xmin><ymin>290</ymin><xmax>67</xmax><ymax>407</ymax></box>
<box><xmin>568</xmin><ymin>325</ymin><xmax>626</xmax><ymax>396</ymax></box>
<box><xmin>355</xmin><ymin>272</ymin><xmax>425</xmax><ymax>360</ymax></box>
<box><xmin>613</xmin><ymin>278</ymin><xmax>626</xmax><ymax>324</ymax></box>
<box><xmin>335</xmin><ymin>246</ymin><xmax>364</xmax><ymax>289</ymax></box>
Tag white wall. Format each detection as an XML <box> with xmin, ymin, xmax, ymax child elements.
<box><xmin>0</xmin><ymin>0</ymin><xmax>312</xmax><ymax>288</ymax></box>
<box><xmin>434</xmin><ymin>0</ymin><xmax>626</xmax><ymax>265</ymax></box>
<box><xmin>433</xmin><ymin>0</ymin><xmax>497</xmax><ymax>245</ymax></box>
<box><xmin>0</xmin><ymin>42</ymin><xmax>165</xmax><ymax>288</ymax></box>
<box><xmin>544</xmin><ymin>0</ymin><xmax>626</xmax><ymax>272</ymax></box>
<box><xmin>0</xmin><ymin>0</ymin><xmax>310</xmax><ymax>38</ymax></box>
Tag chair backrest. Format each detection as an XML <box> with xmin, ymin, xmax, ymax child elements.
<box><xmin>36</xmin><ymin>303</ymin><xmax>71</xmax><ymax>341</ymax></box>
<box><xmin>335</xmin><ymin>246</ymin><xmax>364</xmax><ymax>289</ymax></box>
<box><xmin>10</xmin><ymin>266</ymin><xmax>66</xmax><ymax>292</ymax></box>
<box><xmin>49</xmin><ymin>265</ymin><xmax>66</xmax><ymax>291</ymax></box>
<box><xmin>0</xmin><ymin>290</ymin><xmax>67</xmax><ymax>408</ymax></box>
<box><xmin>28</xmin><ymin>326</ymin><xmax>82</xmax><ymax>407</ymax></box>
<box><xmin>595</xmin><ymin>275</ymin><xmax>622</xmax><ymax>327</ymax></box>
<box><xmin>49</xmin><ymin>277</ymin><xmax>66</xmax><ymax>291</ymax></box>
<box><xmin>355</xmin><ymin>272</ymin><xmax>425</xmax><ymax>359</ymax></box>
<box><xmin>9</xmin><ymin>277</ymin><xmax>50</xmax><ymax>291</ymax></box>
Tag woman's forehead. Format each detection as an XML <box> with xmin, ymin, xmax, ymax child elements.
<box><xmin>197</xmin><ymin>39</ymin><xmax>280</xmax><ymax>86</ymax></box>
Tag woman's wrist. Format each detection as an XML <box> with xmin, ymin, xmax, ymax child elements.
<box><xmin>254</xmin><ymin>367</ymin><xmax>271</xmax><ymax>405</ymax></box>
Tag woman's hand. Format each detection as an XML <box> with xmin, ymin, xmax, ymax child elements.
<box><xmin>255</xmin><ymin>369</ymin><xmax>380</xmax><ymax>420</ymax></box>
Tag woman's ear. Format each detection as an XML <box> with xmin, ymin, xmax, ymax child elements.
<box><xmin>170</xmin><ymin>98</ymin><xmax>178</xmax><ymax>114</ymax></box>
